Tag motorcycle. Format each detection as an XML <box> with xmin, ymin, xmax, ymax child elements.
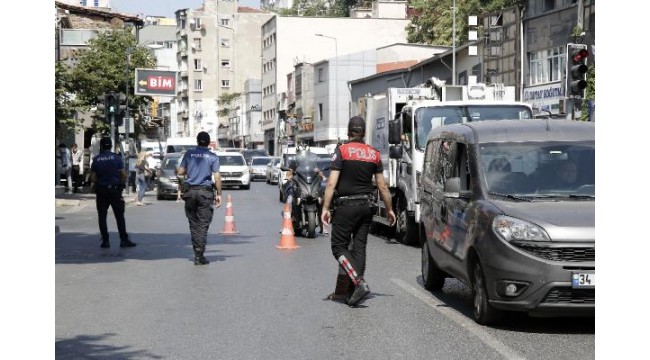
<box><xmin>281</xmin><ymin>151</ymin><xmax>326</xmax><ymax>238</ymax></box>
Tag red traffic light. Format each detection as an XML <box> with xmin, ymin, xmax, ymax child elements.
<box><xmin>571</xmin><ymin>48</ymin><xmax>589</xmax><ymax>63</ymax></box>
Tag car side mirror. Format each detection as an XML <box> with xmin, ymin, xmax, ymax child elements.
<box><xmin>444</xmin><ymin>177</ymin><xmax>471</xmax><ymax>199</ymax></box>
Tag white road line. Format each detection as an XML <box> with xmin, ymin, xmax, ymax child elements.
<box><xmin>391</xmin><ymin>278</ymin><xmax>527</xmax><ymax>360</ymax></box>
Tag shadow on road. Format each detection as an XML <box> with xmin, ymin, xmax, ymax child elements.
<box><xmin>55</xmin><ymin>232</ymin><xmax>258</xmax><ymax>265</ymax></box>
<box><xmin>55</xmin><ymin>333</ymin><xmax>164</xmax><ymax>359</ymax></box>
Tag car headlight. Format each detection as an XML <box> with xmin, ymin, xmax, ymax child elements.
<box><xmin>492</xmin><ymin>215</ymin><xmax>550</xmax><ymax>242</ymax></box>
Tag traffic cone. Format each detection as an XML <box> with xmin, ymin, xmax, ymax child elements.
<box><xmin>219</xmin><ymin>194</ymin><xmax>240</xmax><ymax>235</ymax></box>
<box><xmin>276</xmin><ymin>202</ymin><xmax>299</xmax><ymax>250</ymax></box>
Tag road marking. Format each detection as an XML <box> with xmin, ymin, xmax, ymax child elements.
<box><xmin>391</xmin><ymin>278</ymin><xmax>527</xmax><ymax>360</ymax></box>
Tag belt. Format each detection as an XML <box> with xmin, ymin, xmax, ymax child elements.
<box><xmin>336</xmin><ymin>194</ymin><xmax>371</xmax><ymax>206</ymax></box>
<box><xmin>188</xmin><ymin>185</ymin><xmax>213</xmax><ymax>191</ymax></box>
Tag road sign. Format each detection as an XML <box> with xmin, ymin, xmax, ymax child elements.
<box><xmin>134</xmin><ymin>69</ymin><xmax>178</xmax><ymax>96</ymax></box>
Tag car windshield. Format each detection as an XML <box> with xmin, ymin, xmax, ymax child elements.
<box><xmin>251</xmin><ymin>157</ymin><xmax>271</xmax><ymax>166</ymax></box>
<box><xmin>479</xmin><ymin>140</ymin><xmax>595</xmax><ymax>198</ymax></box>
<box><xmin>414</xmin><ymin>105</ymin><xmax>533</xmax><ymax>150</ymax></box>
<box><xmin>161</xmin><ymin>156</ymin><xmax>181</xmax><ymax>170</ymax></box>
<box><xmin>218</xmin><ymin>155</ymin><xmax>245</xmax><ymax>166</ymax></box>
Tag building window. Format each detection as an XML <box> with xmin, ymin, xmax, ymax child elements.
<box><xmin>193</xmin><ymin>38</ymin><xmax>201</xmax><ymax>51</ymax></box>
<box><xmin>194</xmin><ymin>79</ymin><xmax>203</xmax><ymax>91</ymax></box>
<box><xmin>94</xmin><ymin>0</ymin><xmax>99</xmax><ymax>6</ymax></box>
<box><xmin>221</xmin><ymin>18</ymin><xmax>230</xmax><ymax>27</ymax></box>
<box><xmin>194</xmin><ymin>59</ymin><xmax>202</xmax><ymax>71</ymax></box>
<box><xmin>193</xmin><ymin>18</ymin><xmax>202</xmax><ymax>28</ymax></box>
<box><xmin>194</xmin><ymin>100</ymin><xmax>202</xmax><ymax>113</ymax></box>
<box><xmin>529</xmin><ymin>46</ymin><xmax>565</xmax><ymax>85</ymax></box>
<box><xmin>318</xmin><ymin>103</ymin><xmax>323</xmax><ymax>121</ymax></box>
<box><xmin>221</xmin><ymin>38</ymin><xmax>230</xmax><ymax>48</ymax></box>
<box><xmin>221</xmin><ymin>60</ymin><xmax>230</xmax><ymax>68</ymax></box>
<box><xmin>318</xmin><ymin>68</ymin><xmax>324</xmax><ymax>82</ymax></box>
<box><xmin>544</xmin><ymin>0</ymin><xmax>554</xmax><ymax>11</ymax></box>
<box><xmin>222</xmin><ymin>80</ymin><xmax>230</xmax><ymax>88</ymax></box>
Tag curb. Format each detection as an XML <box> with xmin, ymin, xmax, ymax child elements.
<box><xmin>56</xmin><ymin>199</ymin><xmax>82</xmax><ymax>207</ymax></box>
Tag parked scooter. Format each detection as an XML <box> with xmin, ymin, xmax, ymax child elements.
<box><xmin>282</xmin><ymin>151</ymin><xmax>326</xmax><ymax>238</ymax></box>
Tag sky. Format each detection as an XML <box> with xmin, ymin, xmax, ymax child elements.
<box><xmin>110</xmin><ymin>0</ymin><xmax>261</xmax><ymax>18</ymax></box>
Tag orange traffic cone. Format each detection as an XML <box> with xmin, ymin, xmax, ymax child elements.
<box><xmin>276</xmin><ymin>202</ymin><xmax>299</xmax><ymax>250</ymax></box>
<box><xmin>219</xmin><ymin>194</ymin><xmax>240</xmax><ymax>235</ymax></box>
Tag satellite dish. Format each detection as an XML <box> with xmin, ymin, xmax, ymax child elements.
<box><xmin>189</xmin><ymin>18</ymin><xmax>195</xmax><ymax>24</ymax></box>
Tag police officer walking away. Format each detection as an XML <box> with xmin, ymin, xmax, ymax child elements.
<box><xmin>90</xmin><ymin>137</ymin><xmax>136</xmax><ymax>248</ymax></box>
<box><xmin>176</xmin><ymin>131</ymin><xmax>222</xmax><ymax>265</ymax></box>
<box><xmin>321</xmin><ymin>116</ymin><xmax>396</xmax><ymax>306</ymax></box>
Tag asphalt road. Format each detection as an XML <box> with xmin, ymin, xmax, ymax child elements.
<box><xmin>55</xmin><ymin>181</ymin><xmax>595</xmax><ymax>360</ymax></box>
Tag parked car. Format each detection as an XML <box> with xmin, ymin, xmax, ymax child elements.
<box><xmin>215</xmin><ymin>151</ymin><xmax>250</xmax><ymax>190</ymax></box>
<box><xmin>156</xmin><ymin>152</ymin><xmax>184</xmax><ymax>200</ymax></box>
<box><xmin>419</xmin><ymin>119</ymin><xmax>595</xmax><ymax>325</ymax></box>
<box><xmin>265</xmin><ymin>157</ymin><xmax>281</xmax><ymax>184</ymax></box>
<box><xmin>249</xmin><ymin>156</ymin><xmax>272</xmax><ymax>181</ymax></box>
<box><xmin>241</xmin><ymin>149</ymin><xmax>269</xmax><ymax>165</ymax></box>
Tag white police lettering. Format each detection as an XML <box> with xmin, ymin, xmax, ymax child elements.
<box><xmin>96</xmin><ymin>156</ymin><xmax>113</xmax><ymax>162</ymax></box>
<box><xmin>190</xmin><ymin>153</ymin><xmax>211</xmax><ymax>159</ymax></box>
<box><xmin>348</xmin><ymin>147</ymin><xmax>377</xmax><ymax>161</ymax></box>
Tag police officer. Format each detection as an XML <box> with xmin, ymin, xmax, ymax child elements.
<box><xmin>176</xmin><ymin>131</ymin><xmax>222</xmax><ymax>265</ymax></box>
<box><xmin>89</xmin><ymin>137</ymin><xmax>136</xmax><ymax>248</ymax></box>
<box><xmin>321</xmin><ymin>116</ymin><xmax>396</xmax><ymax>306</ymax></box>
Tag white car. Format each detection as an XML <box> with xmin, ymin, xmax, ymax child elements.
<box><xmin>214</xmin><ymin>151</ymin><xmax>250</xmax><ymax>190</ymax></box>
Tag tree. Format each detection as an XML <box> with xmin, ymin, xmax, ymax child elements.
<box><xmin>217</xmin><ymin>92</ymin><xmax>243</xmax><ymax>118</ymax></box>
<box><xmin>62</xmin><ymin>28</ymin><xmax>157</xmax><ymax>134</ymax></box>
<box><xmin>274</xmin><ymin>0</ymin><xmax>360</xmax><ymax>17</ymax></box>
<box><xmin>407</xmin><ymin>0</ymin><xmax>523</xmax><ymax>45</ymax></box>
<box><xmin>55</xmin><ymin>61</ymin><xmax>80</xmax><ymax>139</ymax></box>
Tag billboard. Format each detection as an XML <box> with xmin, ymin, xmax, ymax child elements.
<box><xmin>134</xmin><ymin>69</ymin><xmax>178</xmax><ymax>96</ymax></box>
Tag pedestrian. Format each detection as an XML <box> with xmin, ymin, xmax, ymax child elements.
<box><xmin>145</xmin><ymin>151</ymin><xmax>157</xmax><ymax>191</ymax></box>
<box><xmin>134</xmin><ymin>150</ymin><xmax>150</xmax><ymax>206</ymax></box>
<box><xmin>71</xmin><ymin>143</ymin><xmax>84</xmax><ymax>193</ymax></box>
<box><xmin>89</xmin><ymin>136</ymin><xmax>136</xmax><ymax>249</ymax></box>
<box><xmin>176</xmin><ymin>131</ymin><xmax>223</xmax><ymax>265</ymax></box>
<box><xmin>320</xmin><ymin>116</ymin><xmax>396</xmax><ymax>307</ymax></box>
<box><xmin>59</xmin><ymin>143</ymin><xmax>73</xmax><ymax>193</ymax></box>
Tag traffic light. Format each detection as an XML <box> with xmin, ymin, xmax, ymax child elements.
<box><xmin>566</xmin><ymin>43</ymin><xmax>589</xmax><ymax>98</ymax></box>
<box><xmin>96</xmin><ymin>92</ymin><xmax>126</xmax><ymax>124</ymax></box>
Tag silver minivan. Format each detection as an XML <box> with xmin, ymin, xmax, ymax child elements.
<box><xmin>419</xmin><ymin>119</ymin><xmax>594</xmax><ymax>325</ymax></box>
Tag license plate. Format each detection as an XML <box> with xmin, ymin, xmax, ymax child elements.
<box><xmin>571</xmin><ymin>272</ymin><xmax>595</xmax><ymax>288</ymax></box>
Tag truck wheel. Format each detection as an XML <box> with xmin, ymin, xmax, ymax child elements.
<box><xmin>395</xmin><ymin>194</ymin><xmax>418</xmax><ymax>246</ymax></box>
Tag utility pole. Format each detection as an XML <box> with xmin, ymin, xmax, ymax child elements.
<box><xmin>452</xmin><ymin>0</ymin><xmax>456</xmax><ymax>85</ymax></box>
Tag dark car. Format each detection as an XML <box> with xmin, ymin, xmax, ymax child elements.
<box><xmin>419</xmin><ymin>119</ymin><xmax>595</xmax><ymax>325</ymax></box>
<box><xmin>156</xmin><ymin>152</ymin><xmax>184</xmax><ymax>200</ymax></box>
<box><xmin>241</xmin><ymin>149</ymin><xmax>269</xmax><ymax>165</ymax></box>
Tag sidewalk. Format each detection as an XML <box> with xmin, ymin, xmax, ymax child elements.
<box><xmin>55</xmin><ymin>186</ymin><xmax>138</xmax><ymax>207</ymax></box>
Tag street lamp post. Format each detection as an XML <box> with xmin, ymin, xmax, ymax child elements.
<box><xmin>315</xmin><ymin>33</ymin><xmax>338</xmax><ymax>143</ymax></box>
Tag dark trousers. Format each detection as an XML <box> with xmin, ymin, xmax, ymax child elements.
<box><xmin>95</xmin><ymin>188</ymin><xmax>128</xmax><ymax>242</ymax></box>
<box><xmin>72</xmin><ymin>165</ymin><xmax>82</xmax><ymax>191</ymax></box>
<box><xmin>330</xmin><ymin>202</ymin><xmax>373</xmax><ymax>279</ymax></box>
<box><xmin>183</xmin><ymin>189</ymin><xmax>214</xmax><ymax>255</ymax></box>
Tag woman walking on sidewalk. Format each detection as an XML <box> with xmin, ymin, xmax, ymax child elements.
<box><xmin>135</xmin><ymin>150</ymin><xmax>150</xmax><ymax>206</ymax></box>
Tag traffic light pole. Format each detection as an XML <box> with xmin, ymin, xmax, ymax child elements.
<box><xmin>125</xmin><ymin>50</ymin><xmax>131</xmax><ymax>195</ymax></box>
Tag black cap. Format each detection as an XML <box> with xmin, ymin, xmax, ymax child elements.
<box><xmin>197</xmin><ymin>131</ymin><xmax>211</xmax><ymax>146</ymax></box>
<box><xmin>348</xmin><ymin>116</ymin><xmax>366</xmax><ymax>133</ymax></box>
<box><xmin>100</xmin><ymin>137</ymin><xmax>112</xmax><ymax>148</ymax></box>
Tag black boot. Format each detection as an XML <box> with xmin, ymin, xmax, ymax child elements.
<box><xmin>193</xmin><ymin>245</ymin><xmax>209</xmax><ymax>265</ymax></box>
<box><xmin>100</xmin><ymin>238</ymin><xmax>110</xmax><ymax>248</ymax></box>
<box><xmin>120</xmin><ymin>236</ymin><xmax>137</xmax><ymax>248</ymax></box>
<box><xmin>347</xmin><ymin>279</ymin><xmax>370</xmax><ymax>307</ymax></box>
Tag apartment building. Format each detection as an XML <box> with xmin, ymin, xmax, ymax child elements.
<box><xmin>175</xmin><ymin>1</ymin><xmax>273</xmax><ymax>143</ymax></box>
<box><xmin>260</xmin><ymin>15</ymin><xmax>411</xmax><ymax>154</ymax></box>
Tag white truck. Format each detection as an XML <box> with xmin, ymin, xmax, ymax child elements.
<box><xmin>360</xmin><ymin>78</ymin><xmax>534</xmax><ymax>246</ymax></box>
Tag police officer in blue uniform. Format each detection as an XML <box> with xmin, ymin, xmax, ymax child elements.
<box><xmin>321</xmin><ymin>116</ymin><xmax>396</xmax><ymax>306</ymax></box>
<box><xmin>90</xmin><ymin>137</ymin><xmax>136</xmax><ymax>248</ymax></box>
<box><xmin>177</xmin><ymin>131</ymin><xmax>222</xmax><ymax>265</ymax></box>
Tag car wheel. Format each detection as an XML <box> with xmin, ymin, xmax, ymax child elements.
<box><xmin>395</xmin><ymin>194</ymin><xmax>418</xmax><ymax>246</ymax></box>
<box><xmin>471</xmin><ymin>260</ymin><xmax>503</xmax><ymax>325</ymax></box>
<box><xmin>242</xmin><ymin>184</ymin><xmax>250</xmax><ymax>190</ymax></box>
<box><xmin>422</xmin><ymin>238</ymin><xmax>445</xmax><ymax>291</ymax></box>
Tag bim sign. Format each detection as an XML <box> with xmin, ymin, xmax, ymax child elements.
<box><xmin>134</xmin><ymin>69</ymin><xmax>178</xmax><ymax>96</ymax></box>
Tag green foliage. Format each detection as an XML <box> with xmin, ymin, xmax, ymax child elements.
<box><xmin>408</xmin><ymin>0</ymin><xmax>524</xmax><ymax>45</ymax></box>
<box><xmin>217</xmin><ymin>92</ymin><xmax>242</xmax><ymax>118</ymax></box>
<box><xmin>272</xmin><ymin>0</ymin><xmax>358</xmax><ymax>17</ymax></box>
<box><xmin>55</xmin><ymin>62</ymin><xmax>82</xmax><ymax>138</ymax></box>
<box><xmin>57</xmin><ymin>28</ymin><xmax>157</xmax><ymax>134</ymax></box>
<box><xmin>580</xmin><ymin>65</ymin><xmax>595</xmax><ymax>121</ymax></box>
